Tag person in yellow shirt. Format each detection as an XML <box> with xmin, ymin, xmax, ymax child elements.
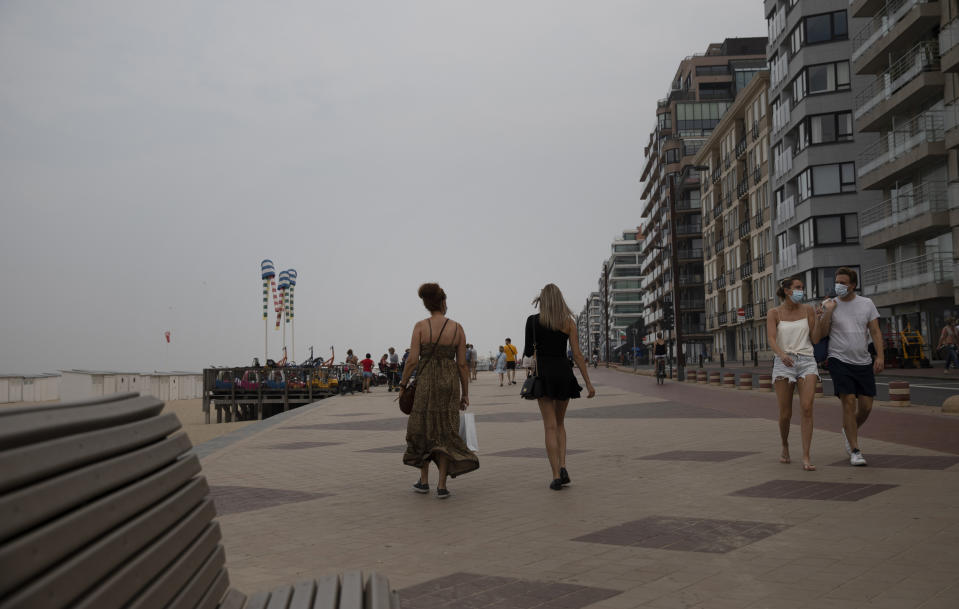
<box><xmin>504</xmin><ymin>338</ymin><xmax>519</xmax><ymax>385</ymax></box>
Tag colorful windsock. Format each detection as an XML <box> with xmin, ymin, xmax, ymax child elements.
<box><xmin>287</xmin><ymin>269</ymin><xmax>297</xmax><ymax>321</ymax></box>
<box><xmin>261</xmin><ymin>260</ymin><xmax>276</xmax><ymax>320</ymax></box>
<box><xmin>276</xmin><ymin>270</ymin><xmax>290</xmax><ymax>329</ymax></box>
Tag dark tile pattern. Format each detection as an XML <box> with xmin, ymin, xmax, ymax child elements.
<box><xmin>487</xmin><ymin>447</ymin><xmax>590</xmax><ymax>458</ymax></box>
<box><xmin>475</xmin><ymin>411</ymin><xmax>543</xmax><ymax>423</ymax></box>
<box><xmin>639</xmin><ymin>450</ymin><xmax>758</xmax><ymax>462</ymax></box>
<box><xmin>400</xmin><ymin>572</ymin><xmax>619</xmax><ymax>609</ymax></box>
<box><xmin>566</xmin><ymin>402</ymin><xmax>740</xmax><ymax>419</ymax></box>
<box><xmin>826</xmin><ymin>454</ymin><xmax>959</xmax><ymax>470</ymax></box>
<box><xmin>731</xmin><ymin>479</ymin><xmax>897</xmax><ymax>502</ymax></box>
<box><xmin>357</xmin><ymin>445</ymin><xmax>408</xmax><ymax>453</ymax></box>
<box><xmin>261</xmin><ymin>441</ymin><xmax>341</xmax><ymax>450</ymax></box>
<box><xmin>209</xmin><ymin>485</ymin><xmax>333</xmax><ymax>516</ymax></box>
<box><xmin>284</xmin><ymin>418</ymin><xmax>409</xmax><ymax>431</ymax></box>
<box><xmin>573</xmin><ymin>516</ymin><xmax>790</xmax><ymax>554</ymax></box>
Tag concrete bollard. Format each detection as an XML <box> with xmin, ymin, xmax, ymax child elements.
<box><xmin>709</xmin><ymin>371</ymin><xmax>721</xmax><ymax>386</ymax></box>
<box><xmin>758</xmin><ymin>374</ymin><xmax>772</xmax><ymax>392</ymax></box>
<box><xmin>738</xmin><ymin>373</ymin><xmax>752</xmax><ymax>390</ymax></box>
<box><xmin>888</xmin><ymin>381</ymin><xmax>910</xmax><ymax>406</ymax></box>
<box><xmin>815</xmin><ymin>378</ymin><xmax>824</xmax><ymax>398</ymax></box>
<box><xmin>722</xmin><ymin>372</ymin><xmax>736</xmax><ymax>389</ymax></box>
<box><xmin>686</xmin><ymin>371</ymin><xmax>698</xmax><ymax>384</ymax></box>
<box><xmin>697</xmin><ymin>370</ymin><xmax>708</xmax><ymax>384</ymax></box>
<box><xmin>943</xmin><ymin>395</ymin><xmax>959</xmax><ymax>413</ymax></box>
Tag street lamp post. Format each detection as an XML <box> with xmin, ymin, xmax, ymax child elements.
<box><xmin>603</xmin><ymin>261</ymin><xmax>611</xmax><ymax>367</ymax></box>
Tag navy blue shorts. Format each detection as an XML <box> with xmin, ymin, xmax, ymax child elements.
<box><xmin>827</xmin><ymin>358</ymin><xmax>876</xmax><ymax>398</ymax></box>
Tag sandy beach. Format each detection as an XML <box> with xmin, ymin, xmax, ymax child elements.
<box><xmin>1</xmin><ymin>398</ymin><xmax>252</xmax><ymax>447</ymax></box>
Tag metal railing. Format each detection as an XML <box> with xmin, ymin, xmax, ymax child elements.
<box><xmin>776</xmin><ymin>243</ymin><xmax>797</xmax><ymax>274</ymax></box>
<box><xmin>854</xmin><ymin>40</ymin><xmax>940</xmax><ymax>120</ymax></box>
<box><xmin>753</xmin><ymin>208</ymin><xmax>764</xmax><ymax>227</ymax></box>
<box><xmin>860</xmin><ymin>180</ymin><xmax>948</xmax><ymax>237</ymax></box>
<box><xmin>858</xmin><ymin>109</ymin><xmax>944</xmax><ymax>179</ymax></box>
<box><xmin>752</xmin><ymin>120</ymin><xmax>759</xmax><ymax>140</ymax></box>
<box><xmin>775</xmin><ymin>195</ymin><xmax>795</xmax><ymax>226</ymax></box>
<box><xmin>737</xmin><ymin>179</ymin><xmax>749</xmax><ymax>199</ymax></box>
<box><xmin>712</xmin><ymin>167</ymin><xmax>721</xmax><ymax>184</ymax></box>
<box><xmin>716</xmin><ymin>274</ymin><xmax>726</xmax><ymax>289</ymax></box>
<box><xmin>740</xmin><ymin>260</ymin><xmax>753</xmax><ymax>280</ymax></box>
<box><xmin>940</xmin><ymin>15</ymin><xmax>959</xmax><ymax>55</ymax></box>
<box><xmin>753</xmin><ymin>166</ymin><xmax>762</xmax><ymax>185</ymax></box>
<box><xmin>739</xmin><ymin>218</ymin><xmax>751</xmax><ymax>239</ymax></box>
<box><xmin>852</xmin><ymin>0</ymin><xmax>931</xmax><ymax>64</ymax></box>
<box><xmin>759</xmin><ymin>300</ymin><xmax>768</xmax><ymax>317</ymax></box>
<box><xmin>676</xmin><ymin>223</ymin><xmax>702</xmax><ymax>236</ymax></box>
<box><xmin>744</xmin><ymin>303</ymin><xmax>755</xmax><ymax>320</ymax></box>
<box><xmin>727</xmin><ymin>270</ymin><xmax>737</xmax><ymax>286</ymax></box>
<box><xmin>862</xmin><ymin>252</ymin><xmax>953</xmax><ymax>296</ymax></box>
<box><xmin>718</xmin><ymin>311</ymin><xmax>728</xmax><ymax>325</ymax></box>
<box><xmin>755</xmin><ymin>255</ymin><xmax>767</xmax><ymax>273</ymax></box>
<box><xmin>677</xmin><ymin>248</ymin><xmax>704</xmax><ymax>260</ymax></box>
<box><xmin>736</xmin><ymin>135</ymin><xmax>747</xmax><ymax>159</ymax></box>
<box><xmin>714</xmin><ymin>237</ymin><xmax>725</xmax><ymax>254</ymax></box>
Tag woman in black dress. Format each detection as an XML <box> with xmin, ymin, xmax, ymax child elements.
<box><xmin>524</xmin><ymin>284</ymin><xmax>596</xmax><ymax>490</ymax></box>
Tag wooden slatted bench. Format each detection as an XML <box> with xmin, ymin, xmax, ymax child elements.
<box><xmin>0</xmin><ymin>392</ymin><xmax>399</xmax><ymax>609</ymax></box>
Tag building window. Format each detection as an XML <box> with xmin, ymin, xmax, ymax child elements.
<box><xmin>612</xmin><ymin>279</ymin><xmax>641</xmax><ymax>289</ymax></box>
<box><xmin>805</xmin><ymin>11</ymin><xmax>847</xmax><ymax>45</ymax></box>
<box><xmin>665</xmin><ymin>148</ymin><xmax>681</xmax><ymax>164</ymax></box>
<box><xmin>613</xmin><ymin>243</ymin><xmax>641</xmax><ymax>252</ymax></box>
<box><xmin>613</xmin><ymin>267</ymin><xmax>641</xmax><ymax>277</ymax></box>
<box><xmin>796</xmin><ymin>163</ymin><xmax>856</xmax><ymax>200</ymax></box>
<box><xmin>792</xmin><ymin>61</ymin><xmax>850</xmax><ymax>102</ymax></box>
<box><xmin>696</xmin><ymin>64</ymin><xmax>729</xmax><ymax>76</ymax></box>
<box><xmin>614</xmin><ymin>255</ymin><xmax>638</xmax><ymax>265</ymax></box>
<box><xmin>658</xmin><ymin>112</ymin><xmax>672</xmax><ymax>130</ymax></box>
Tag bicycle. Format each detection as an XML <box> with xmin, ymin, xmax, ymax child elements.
<box><xmin>655</xmin><ymin>356</ymin><xmax>667</xmax><ymax>385</ymax></box>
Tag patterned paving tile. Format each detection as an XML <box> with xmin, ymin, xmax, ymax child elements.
<box><xmin>567</xmin><ymin>402</ymin><xmax>740</xmax><ymax>419</ymax></box>
<box><xmin>730</xmin><ymin>479</ymin><xmax>898</xmax><ymax>502</ymax></box>
<box><xmin>572</xmin><ymin>515</ymin><xmax>790</xmax><ymax>554</ymax></box>
<box><xmin>260</xmin><ymin>441</ymin><xmax>341</xmax><ymax>450</ymax></box>
<box><xmin>639</xmin><ymin>450</ymin><xmax>758</xmax><ymax>462</ymax></box>
<box><xmin>284</xmin><ymin>418</ymin><xmax>409</xmax><ymax>431</ymax></box>
<box><xmin>825</xmin><ymin>454</ymin><xmax>959</xmax><ymax>470</ymax></box>
<box><xmin>209</xmin><ymin>485</ymin><xmax>333</xmax><ymax>516</ymax></box>
<box><xmin>475</xmin><ymin>411</ymin><xmax>542</xmax><ymax>423</ymax></box>
<box><xmin>357</xmin><ymin>444</ymin><xmax>408</xmax><ymax>453</ymax></box>
<box><xmin>330</xmin><ymin>412</ymin><xmax>375</xmax><ymax>417</ymax></box>
<box><xmin>486</xmin><ymin>447</ymin><xmax>591</xmax><ymax>458</ymax></box>
<box><xmin>400</xmin><ymin>572</ymin><xmax>619</xmax><ymax>609</ymax></box>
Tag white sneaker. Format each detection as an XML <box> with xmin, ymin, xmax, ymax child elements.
<box><xmin>850</xmin><ymin>450</ymin><xmax>867</xmax><ymax>466</ymax></box>
<box><xmin>841</xmin><ymin>428</ymin><xmax>852</xmax><ymax>456</ymax></box>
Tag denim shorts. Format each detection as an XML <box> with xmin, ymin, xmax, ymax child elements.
<box><xmin>772</xmin><ymin>354</ymin><xmax>820</xmax><ymax>383</ymax></box>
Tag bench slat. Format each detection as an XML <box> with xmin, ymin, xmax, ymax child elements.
<box><xmin>0</xmin><ymin>394</ymin><xmax>163</xmax><ymax>450</ymax></box>
<box><xmin>337</xmin><ymin>572</ymin><xmax>364</xmax><ymax>609</ymax></box>
<box><xmin>0</xmin><ymin>433</ymin><xmax>192</xmax><ymax>544</ymax></box>
<box><xmin>365</xmin><ymin>573</ymin><xmax>393</xmax><ymax>609</ymax></box>
<box><xmin>216</xmin><ymin>588</ymin><xmax>247</xmax><ymax>609</ymax></box>
<box><xmin>196</xmin><ymin>568</ymin><xmax>231</xmax><ymax>609</ymax></box>
<box><xmin>242</xmin><ymin>591</ymin><xmax>271</xmax><ymax>609</ymax></box>
<box><xmin>313</xmin><ymin>575</ymin><xmax>339</xmax><ymax>609</ymax></box>
<box><xmin>71</xmin><ymin>499</ymin><xmax>217</xmax><ymax>609</ymax></box>
<box><xmin>0</xmin><ymin>476</ymin><xmax>208</xmax><ymax>608</ymax></box>
<box><xmin>126</xmin><ymin>522</ymin><xmax>222</xmax><ymax>609</ymax></box>
<box><xmin>0</xmin><ymin>413</ymin><xmax>182</xmax><ymax>494</ymax></box>
<box><xmin>163</xmin><ymin>544</ymin><xmax>227</xmax><ymax>609</ymax></box>
<box><xmin>0</xmin><ymin>392</ymin><xmax>138</xmax><ymax>417</ymax></box>
<box><xmin>0</xmin><ymin>455</ymin><xmax>201</xmax><ymax>597</ymax></box>
<box><xmin>288</xmin><ymin>580</ymin><xmax>315</xmax><ymax>609</ymax></box>
<box><xmin>264</xmin><ymin>584</ymin><xmax>293</xmax><ymax>609</ymax></box>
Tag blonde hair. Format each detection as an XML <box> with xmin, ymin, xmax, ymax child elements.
<box><xmin>533</xmin><ymin>283</ymin><xmax>574</xmax><ymax>331</ymax></box>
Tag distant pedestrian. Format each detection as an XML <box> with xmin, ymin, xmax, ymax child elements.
<box><xmin>388</xmin><ymin>347</ymin><xmax>400</xmax><ymax>391</ymax></box>
<box><xmin>360</xmin><ymin>353</ymin><xmax>375</xmax><ymax>393</ymax></box>
<box><xmin>346</xmin><ymin>349</ymin><xmax>358</xmax><ymax>368</ymax></box>
<box><xmin>768</xmin><ymin>276</ymin><xmax>819</xmax><ymax>471</ymax></box>
<box><xmin>399</xmin><ymin>283</ymin><xmax>478</xmax><ymax>498</ymax></box>
<box><xmin>937</xmin><ymin>318</ymin><xmax>959</xmax><ymax>373</ymax></box>
<box><xmin>470</xmin><ymin>344</ymin><xmax>479</xmax><ymax>380</ymax></box>
<box><xmin>464</xmin><ymin>343</ymin><xmax>473</xmax><ymax>378</ymax></box>
<box><xmin>504</xmin><ymin>338</ymin><xmax>518</xmax><ymax>385</ymax></box>
<box><xmin>815</xmin><ymin>267</ymin><xmax>884</xmax><ymax>467</ymax></box>
<box><xmin>524</xmin><ymin>283</ymin><xmax>595</xmax><ymax>491</ymax></box>
<box><xmin>494</xmin><ymin>346</ymin><xmax>507</xmax><ymax>386</ymax></box>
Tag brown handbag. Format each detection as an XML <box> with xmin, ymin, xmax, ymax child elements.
<box><xmin>398</xmin><ymin>319</ymin><xmax>449</xmax><ymax>415</ymax></box>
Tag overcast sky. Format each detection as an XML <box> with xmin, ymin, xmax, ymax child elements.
<box><xmin>0</xmin><ymin>0</ymin><xmax>765</xmax><ymax>374</ymax></box>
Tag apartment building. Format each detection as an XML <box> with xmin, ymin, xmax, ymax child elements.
<box><xmin>695</xmin><ymin>71</ymin><xmax>777</xmax><ymax>362</ymax></box>
<box><xmin>639</xmin><ymin>38</ymin><xmax>768</xmax><ymax>360</ymax></box>
<box><xmin>577</xmin><ymin>291</ymin><xmax>603</xmax><ymax>358</ymax></box>
<box><xmin>766</xmin><ymin>0</ymin><xmax>886</xmax><ymax>301</ymax></box>
<box><xmin>849</xmin><ymin>0</ymin><xmax>959</xmax><ymax>345</ymax></box>
<box><xmin>605</xmin><ymin>229</ymin><xmax>645</xmax><ymax>356</ymax></box>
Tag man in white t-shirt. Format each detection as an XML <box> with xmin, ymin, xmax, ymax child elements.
<box><xmin>814</xmin><ymin>267</ymin><xmax>884</xmax><ymax>467</ymax></box>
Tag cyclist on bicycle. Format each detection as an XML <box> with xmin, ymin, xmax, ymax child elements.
<box><xmin>653</xmin><ymin>333</ymin><xmax>667</xmax><ymax>376</ymax></box>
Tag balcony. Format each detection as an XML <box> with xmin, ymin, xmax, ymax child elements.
<box><xmin>679</xmin><ymin>299</ymin><xmax>705</xmax><ymax>310</ymax></box>
<box><xmin>718</xmin><ymin>311</ymin><xmax>728</xmax><ymax>325</ymax></box>
<box><xmin>740</xmin><ymin>260</ymin><xmax>753</xmax><ymax>280</ymax></box>
<box><xmin>737</xmin><ymin>178</ymin><xmax>748</xmax><ymax>200</ymax></box>
<box><xmin>752</xmin><ymin>166</ymin><xmax>762</xmax><ymax>185</ymax></box>
<box><xmin>754</xmin><ymin>254</ymin><xmax>767</xmax><ymax>273</ymax></box>
<box><xmin>776</xmin><ymin>243</ymin><xmax>798</xmax><ymax>275</ymax></box>
<box><xmin>727</xmin><ymin>271</ymin><xmax>737</xmax><ymax>287</ymax></box>
<box><xmin>677</xmin><ymin>248</ymin><xmax>704</xmax><ymax>261</ymax></box>
<box><xmin>744</xmin><ymin>303</ymin><xmax>755</xmax><ymax>321</ymax></box>
<box><xmin>738</xmin><ymin>218</ymin><xmax>751</xmax><ymax>239</ymax></box>
<box><xmin>751</xmin><ymin>120</ymin><xmax>759</xmax><ymax>140</ymax></box>
<box><xmin>941</xmin><ymin>16</ymin><xmax>959</xmax><ymax>72</ymax></box>
<box><xmin>711</xmin><ymin>167</ymin><xmax>721</xmax><ymax>184</ymax></box>
<box><xmin>714</xmin><ymin>238</ymin><xmax>724</xmax><ymax>255</ymax></box>
<box><xmin>759</xmin><ymin>300</ymin><xmax>769</xmax><ymax>318</ymax></box>
<box><xmin>854</xmin><ymin>40</ymin><xmax>942</xmax><ymax>132</ymax></box>
<box><xmin>857</xmin><ymin>109</ymin><xmax>946</xmax><ymax>190</ymax></box>
<box><xmin>852</xmin><ymin>0</ymin><xmax>940</xmax><ymax>74</ymax></box>
<box><xmin>712</xmin><ymin>204</ymin><xmax>722</xmax><ymax>220</ymax></box>
<box><xmin>776</xmin><ymin>195</ymin><xmax>796</xmax><ymax>227</ymax></box>
<box><xmin>676</xmin><ymin>222</ymin><xmax>702</xmax><ymax>236</ymax></box>
<box><xmin>678</xmin><ymin>273</ymin><xmax>704</xmax><ymax>285</ymax></box>
<box><xmin>753</xmin><ymin>208</ymin><xmax>765</xmax><ymax>228</ymax></box>
<box><xmin>706</xmin><ymin>282</ymin><xmax>713</xmax><ymax>295</ymax></box>
<box><xmin>735</xmin><ymin>135</ymin><xmax>747</xmax><ymax>159</ymax></box>
<box><xmin>860</xmin><ymin>180</ymin><xmax>950</xmax><ymax>248</ymax></box>
<box><xmin>723</xmin><ymin>156</ymin><xmax>731</xmax><ymax>171</ymax></box>
<box><xmin>851</xmin><ymin>0</ymin><xmax>890</xmax><ymax>19</ymax></box>
<box><xmin>862</xmin><ymin>252</ymin><xmax>954</xmax><ymax>307</ymax></box>
<box><xmin>774</xmin><ymin>148</ymin><xmax>793</xmax><ymax>181</ymax></box>
<box><xmin>716</xmin><ymin>274</ymin><xmax>726</xmax><ymax>290</ymax></box>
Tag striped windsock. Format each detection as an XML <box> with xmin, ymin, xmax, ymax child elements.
<box><xmin>261</xmin><ymin>260</ymin><xmax>276</xmax><ymax>320</ymax></box>
<box><xmin>277</xmin><ymin>271</ymin><xmax>291</xmax><ymax>329</ymax></box>
<box><xmin>287</xmin><ymin>269</ymin><xmax>296</xmax><ymax>321</ymax></box>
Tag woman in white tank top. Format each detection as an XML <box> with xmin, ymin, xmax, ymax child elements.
<box><xmin>767</xmin><ymin>277</ymin><xmax>824</xmax><ymax>471</ymax></box>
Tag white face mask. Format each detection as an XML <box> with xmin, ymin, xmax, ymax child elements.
<box><xmin>834</xmin><ymin>283</ymin><xmax>849</xmax><ymax>298</ymax></box>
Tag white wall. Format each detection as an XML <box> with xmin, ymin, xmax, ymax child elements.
<box><xmin>61</xmin><ymin>372</ymin><xmax>94</xmax><ymax>402</ymax></box>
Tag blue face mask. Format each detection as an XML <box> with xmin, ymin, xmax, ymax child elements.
<box><xmin>834</xmin><ymin>283</ymin><xmax>849</xmax><ymax>298</ymax></box>
<box><xmin>789</xmin><ymin>290</ymin><xmax>804</xmax><ymax>303</ymax></box>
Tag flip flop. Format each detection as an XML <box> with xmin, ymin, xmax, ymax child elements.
<box><xmin>780</xmin><ymin>455</ymin><xmax>791</xmax><ymax>464</ymax></box>
<box><xmin>802</xmin><ymin>463</ymin><xmax>816</xmax><ymax>471</ymax></box>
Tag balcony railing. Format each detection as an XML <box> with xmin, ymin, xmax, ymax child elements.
<box><xmin>679</xmin><ymin>299</ymin><xmax>705</xmax><ymax>309</ymax></box>
<box><xmin>853</xmin><ymin>0</ymin><xmax>931</xmax><ymax>64</ymax></box>
<box><xmin>862</xmin><ymin>252</ymin><xmax>953</xmax><ymax>296</ymax></box>
<box><xmin>753</xmin><ymin>208</ymin><xmax>764</xmax><ymax>227</ymax></box>
<box><xmin>706</xmin><ymin>282</ymin><xmax>713</xmax><ymax>294</ymax></box>
<box><xmin>752</xmin><ymin>120</ymin><xmax>759</xmax><ymax>140</ymax></box>
<box><xmin>726</xmin><ymin>231</ymin><xmax>737</xmax><ymax>247</ymax></box>
<box><xmin>744</xmin><ymin>303</ymin><xmax>755</xmax><ymax>320</ymax></box>
<box><xmin>940</xmin><ymin>16</ymin><xmax>959</xmax><ymax>56</ymax></box>
<box><xmin>716</xmin><ymin>275</ymin><xmax>726</xmax><ymax>290</ymax></box>
<box><xmin>727</xmin><ymin>271</ymin><xmax>737</xmax><ymax>286</ymax></box>
<box><xmin>737</xmin><ymin>178</ymin><xmax>749</xmax><ymax>199</ymax></box>
<box><xmin>739</xmin><ymin>218</ymin><xmax>751</xmax><ymax>239</ymax></box>
<box><xmin>714</xmin><ymin>238</ymin><xmax>724</xmax><ymax>255</ymax></box>
<box><xmin>860</xmin><ymin>180</ymin><xmax>948</xmax><ymax>237</ymax></box>
<box><xmin>723</xmin><ymin>156</ymin><xmax>731</xmax><ymax>170</ymax></box>
<box><xmin>712</xmin><ymin>204</ymin><xmax>722</xmax><ymax>220</ymax></box>
<box><xmin>677</xmin><ymin>248</ymin><xmax>704</xmax><ymax>260</ymax></box>
<box><xmin>678</xmin><ymin>273</ymin><xmax>704</xmax><ymax>284</ymax></box>
<box><xmin>712</xmin><ymin>168</ymin><xmax>721</xmax><ymax>184</ymax></box>
<box><xmin>718</xmin><ymin>311</ymin><xmax>728</xmax><ymax>325</ymax></box>
<box><xmin>755</xmin><ymin>255</ymin><xmax>767</xmax><ymax>273</ymax></box>
<box><xmin>736</xmin><ymin>136</ymin><xmax>747</xmax><ymax>159</ymax></box>
<box><xmin>759</xmin><ymin>300</ymin><xmax>768</xmax><ymax>317</ymax></box>
<box><xmin>774</xmin><ymin>147</ymin><xmax>793</xmax><ymax>181</ymax></box>
<box><xmin>858</xmin><ymin>109</ymin><xmax>944</xmax><ymax>179</ymax></box>
<box><xmin>777</xmin><ymin>243</ymin><xmax>798</xmax><ymax>274</ymax></box>
<box><xmin>776</xmin><ymin>195</ymin><xmax>796</xmax><ymax>226</ymax></box>
<box><xmin>676</xmin><ymin>223</ymin><xmax>702</xmax><ymax>236</ymax></box>
<box><xmin>740</xmin><ymin>260</ymin><xmax>753</xmax><ymax>280</ymax></box>
<box><xmin>752</xmin><ymin>166</ymin><xmax>761</xmax><ymax>185</ymax></box>
<box><xmin>854</xmin><ymin>40</ymin><xmax>940</xmax><ymax>121</ymax></box>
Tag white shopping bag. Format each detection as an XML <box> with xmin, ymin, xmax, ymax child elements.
<box><xmin>459</xmin><ymin>412</ymin><xmax>479</xmax><ymax>452</ymax></box>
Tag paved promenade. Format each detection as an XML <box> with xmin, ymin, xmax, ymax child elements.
<box><xmin>198</xmin><ymin>368</ymin><xmax>959</xmax><ymax>608</ymax></box>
